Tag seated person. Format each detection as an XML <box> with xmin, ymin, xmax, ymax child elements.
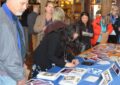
<box><xmin>31</xmin><ymin>7</ymin><xmax>79</xmax><ymax>78</ymax></box>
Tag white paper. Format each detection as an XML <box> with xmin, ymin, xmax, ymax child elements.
<box><xmin>85</xmin><ymin>76</ymin><xmax>99</xmax><ymax>82</ymax></box>
<box><xmin>97</xmin><ymin>61</ymin><xmax>110</xmax><ymax>65</ymax></box>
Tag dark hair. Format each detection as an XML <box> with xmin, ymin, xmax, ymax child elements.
<box><xmin>79</xmin><ymin>12</ymin><xmax>91</xmax><ymax>28</ymax></box>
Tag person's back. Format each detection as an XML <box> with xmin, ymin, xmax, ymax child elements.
<box><xmin>33</xmin><ymin>20</ymin><xmax>67</xmax><ymax>74</ymax></box>
<box><xmin>31</xmin><ymin>7</ymin><xmax>79</xmax><ymax>78</ymax></box>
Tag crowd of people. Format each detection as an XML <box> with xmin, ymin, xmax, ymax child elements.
<box><xmin>0</xmin><ymin>0</ymin><xmax>120</xmax><ymax>85</ymax></box>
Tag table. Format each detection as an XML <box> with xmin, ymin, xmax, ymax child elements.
<box><xmin>48</xmin><ymin>56</ymin><xmax>120</xmax><ymax>85</ymax></box>
<box><xmin>48</xmin><ymin>44</ymin><xmax>120</xmax><ymax>85</ymax></box>
<box><xmin>31</xmin><ymin>44</ymin><xmax>120</xmax><ymax>85</ymax></box>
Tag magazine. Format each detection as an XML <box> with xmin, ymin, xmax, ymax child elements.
<box><xmin>101</xmin><ymin>69</ymin><xmax>113</xmax><ymax>84</ymax></box>
<box><xmin>26</xmin><ymin>79</ymin><xmax>54</xmax><ymax>85</ymax></box>
<box><xmin>115</xmin><ymin>45</ymin><xmax>120</xmax><ymax>52</ymax></box>
<box><xmin>99</xmin><ymin>78</ymin><xmax>108</xmax><ymax>85</ymax></box>
<box><xmin>112</xmin><ymin>64</ymin><xmax>120</xmax><ymax>76</ymax></box>
<box><xmin>80</xmin><ymin>52</ymin><xmax>97</xmax><ymax>59</ymax></box>
<box><xmin>88</xmin><ymin>68</ymin><xmax>103</xmax><ymax>76</ymax></box>
<box><xmin>92</xmin><ymin>44</ymin><xmax>116</xmax><ymax>53</ymax></box>
<box><xmin>85</xmin><ymin>76</ymin><xmax>99</xmax><ymax>83</ymax></box>
<box><xmin>69</xmin><ymin>68</ymin><xmax>87</xmax><ymax>77</ymax></box>
<box><xmin>116</xmin><ymin>57</ymin><xmax>120</xmax><ymax>67</ymax></box>
<box><xmin>59</xmin><ymin>75</ymin><xmax>81</xmax><ymax>85</ymax></box>
<box><xmin>37</xmin><ymin>72</ymin><xmax>60</xmax><ymax>81</ymax></box>
<box><xmin>60</xmin><ymin>68</ymin><xmax>74</xmax><ymax>75</ymax></box>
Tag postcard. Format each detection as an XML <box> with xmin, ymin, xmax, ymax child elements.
<box><xmin>69</xmin><ymin>68</ymin><xmax>87</xmax><ymax>77</ymax></box>
<box><xmin>26</xmin><ymin>79</ymin><xmax>54</xmax><ymax>85</ymax></box>
<box><xmin>37</xmin><ymin>72</ymin><xmax>60</xmax><ymax>81</ymax></box>
<box><xmin>101</xmin><ymin>69</ymin><xmax>113</xmax><ymax>84</ymax></box>
<box><xmin>88</xmin><ymin>68</ymin><xmax>103</xmax><ymax>76</ymax></box>
<box><xmin>112</xmin><ymin>64</ymin><xmax>120</xmax><ymax>76</ymax></box>
<box><xmin>99</xmin><ymin>78</ymin><xmax>108</xmax><ymax>85</ymax></box>
<box><xmin>60</xmin><ymin>68</ymin><xmax>74</xmax><ymax>74</ymax></box>
<box><xmin>85</xmin><ymin>76</ymin><xmax>99</xmax><ymax>83</ymax></box>
<box><xmin>59</xmin><ymin>75</ymin><xmax>81</xmax><ymax>85</ymax></box>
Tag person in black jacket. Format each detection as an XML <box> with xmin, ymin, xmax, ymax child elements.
<box><xmin>31</xmin><ymin>7</ymin><xmax>79</xmax><ymax>78</ymax></box>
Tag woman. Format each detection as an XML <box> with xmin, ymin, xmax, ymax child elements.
<box><xmin>31</xmin><ymin>7</ymin><xmax>79</xmax><ymax>78</ymax></box>
<box><xmin>108</xmin><ymin>5</ymin><xmax>120</xmax><ymax>43</ymax></box>
<box><xmin>63</xmin><ymin>12</ymin><xmax>93</xmax><ymax>56</ymax></box>
<box><xmin>77</xmin><ymin>12</ymin><xmax>93</xmax><ymax>50</ymax></box>
<box><xmin>91</xmin><ymin>15</ymin><xmax>113</xmax><ymax>46</ymax></box>
<box><xmin>33</xmin><ymin>1</ymin><xmax>54</xmax><ymax>49</ymax></box>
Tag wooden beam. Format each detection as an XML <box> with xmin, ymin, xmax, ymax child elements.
<box><xmin>0</xmin><ymin>0</ymin><xmax>1</xmax><ymax>6</ymax></box>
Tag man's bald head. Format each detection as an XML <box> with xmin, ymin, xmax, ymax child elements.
<box><xmin>6</xmin><ymin>0</ymin><xmax>28</xmax><ymax>16</ymax></box>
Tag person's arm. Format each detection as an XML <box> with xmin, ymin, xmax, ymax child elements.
<box><xmin>0</xmin><ymin>24</ymin><xmax>25</xmax><ymax>82</ymax></box>
<box><xmin>107</xmin><ymin>23</ymin><xmax>113</xmax><ymax>34</ymax></box>
<box><xmin>33</xmin><ymin>15</ymin><xmax>45</xmax><ymax>33</ymax></box>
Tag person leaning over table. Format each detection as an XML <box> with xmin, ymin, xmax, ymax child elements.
<box><xmin>91</xmin><ymin>15</ymin><xmax>113</xmax><ymax>46</ymax></box>
<box><xmin>31</xmin><ymin>7</ymin><xmax>79</xmax><ymax>78</ymax></box>
<box><xmin>0</xmin><ymin>0</ymin><xmax>28</xmax><ymax>85</ymax></box>
<box><xmin>33</xmin><ymin>1</ymin><xmax>55</xmax><ymax>50</ymax></box>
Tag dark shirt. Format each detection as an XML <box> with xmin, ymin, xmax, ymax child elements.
<box><xmin>27</xmin><ymin>11</ymin><xmax>38</xmax><ymax>34</ymax></box>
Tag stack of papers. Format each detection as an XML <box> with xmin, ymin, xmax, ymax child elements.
<box><xmin>37</xmin><ymin>72</ymin><xmax>60</xmax><ymax>81</ymax></box>
<box><xmin>26</xmin><ymin>79</ymin><xmax>54</xmax><ymax>85</ymax></box>
<box><xmin>59</xmin><ymin>75</ymin><xmax>81</xmax><ymax>85</ymax></box>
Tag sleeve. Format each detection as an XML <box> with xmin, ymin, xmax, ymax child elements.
<box><xmin>33</xmin><ymin>15</ymin><xmax>44</xmax><ymax>33</ymax></box>
<box><xmin>0</xmin><ymin>24</ymin><xmax>25</xmax><ymax>81</ymax></box>
<box><xmin>107</xmin><ymin>23</ymin><xmax>113</xmax><ymax>34</ymax></box>
<box><xmin>47</xmin><ymin>33</ymin><xmax>66</xmax><ymax>67</ymax></box>
<box><xmin>92</xmin><ymin>21</ymin><xmax>101</xmax><ymax>35</ymax></box>
<box><xmin>27</xmin><ymin>14</ymin><xmax>36</xmax><ymax>33</ymax></box>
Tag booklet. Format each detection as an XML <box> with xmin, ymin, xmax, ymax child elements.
<box><xmin>115</xmin><ymin>57</ymin><xmax>120</xmax><ymax>67</ymax></box>
<box><xmin>59</xmin><ymin>75</ymin><xmax>81</xmax><ymax>85</ymax></box>
<box><xmin>60</xmin><ymin>68</ymin><xmax>74</xmax><ymax>75</ymax></box>
<box><xmin>85</xmin><ymin>76</ymin><xmax>99</xmax><ymax>83</ymax></box>
<box><xmin>101</xmin><ymin>69</ymin><xmax>113</xmax><ymax>84</ymax></box>
<box><xmin>80</xmin><ymin>52</ymin><xmax>97</xmax><ymax>59</ymax></box>
<box><xmin>99</xmin><ymin>78</ymin><xmax>108</xmax><ymax>85</ymax></box>
<box><xmin>88</xmin><ymin>68</ymin><xmax>103</xmax><ymax>76</ymax></box>
<box><xmin>69</xmin><ymin>68</ymin><xmax>88</xmax><ymax>77</ymax></box>
<box><xmin>37</xmin><ymin>72</ymin><xmax>60</xmax><ymax>81</ymax></box>
<box><xmin>26</xmin><ymin>79</ymin><xmax>54</xmax><ymax>85</ymax></box>
<box><xmin>115</xmin><ymin>45</ymin><xmax>120</xmax><ymax>52</ymax></box>
<box><xmin>111</xmin><ymin>64</ymin><xmax>120</xmax><ymax>76</ymax></box>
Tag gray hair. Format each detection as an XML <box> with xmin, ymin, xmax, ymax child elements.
<box><xmin>52</xmin><ymin>7</ymin><xmax>65</xmax><ymax>21</ymax></box>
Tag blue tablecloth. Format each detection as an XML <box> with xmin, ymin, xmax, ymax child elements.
<box><xmin>47</xmin><ymin>56</ymin><xmax>120</xmax><ymax>85</ymax></box>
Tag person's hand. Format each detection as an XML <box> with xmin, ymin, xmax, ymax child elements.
<box><xmin>118</xmin><ymin>27</ymin><xmax>120</xmax><ymax>31</ymax></box>
<box><xmin>42</xmin><ymin>26</ymin><xmax>47</xmax><ymax>31</ymax></box>
<box><xmin>72</xmin><ymin>59</ymin><xmax>79</xmax><ymax>66</ymax></box>
<box><xmin>73</xmin><ymin>32</ymin><xmax>79</xmax><ymax>40</ymax></box>
<box><xmin>17</xmin><ymin>78</ymin><xmax>26</xmax><ymax>85</ymax></box>
<box><xmin>65</xmin><ymin>62</ymin><xmax>76</xmax><ymax>67</ymax></box>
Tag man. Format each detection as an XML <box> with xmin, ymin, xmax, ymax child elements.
<box><xmin>0</xmin><ymin>0</ymin><xmax>28</xmax><ymax>85</ymax></box>
<box><xmin>27</xmin><ymin>4</ymin><xmax>40</xmax><ymax>52</ymax></box>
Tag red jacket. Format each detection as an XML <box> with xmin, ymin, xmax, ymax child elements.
<box><xmin>91</xmin><ymin>16</ymin><xmax>113</xmax><ymax>46</ymax></box>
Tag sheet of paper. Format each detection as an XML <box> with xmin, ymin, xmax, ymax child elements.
<box><xmin>85</xmin><ymin>76</ymin><xmax>99</xmax><ymax>83</ymax></box>
<box><xmin>97</xmin><ymin>61</ymin><xmax>110</xmax><ymax>65</ymax></box>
